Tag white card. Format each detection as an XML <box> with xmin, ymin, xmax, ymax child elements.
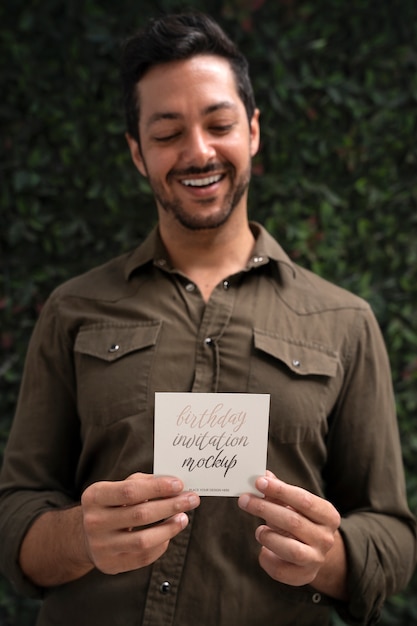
<box><xmin>154</xmin><ymin>392</ymin><xmax>270</xmax><ymax>497</ymax></box>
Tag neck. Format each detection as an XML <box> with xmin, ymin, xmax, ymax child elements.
<box><xmin>159</xmin><ymin>216</ymin><xmax>255</xmax><ymax>302</ymax></box>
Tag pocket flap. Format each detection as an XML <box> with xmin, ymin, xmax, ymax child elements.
<box><xmin>254</xmin><ymin>329</ymin><xmax>338</xmax><ymax>377</ymax></box>
<box><xmin>74</xmin><ymin>322</ymin><xmax>162</xmax><ymax>362</ymax></box>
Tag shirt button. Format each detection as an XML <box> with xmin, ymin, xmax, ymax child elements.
<box><xmin>108</xmin><ymin>344</ymin><xmax>120</xmax><ymax>353</ymax></box>
<box><xmin>312</xmin><ymin>592</ymin><xmax>321</xmax><ymax>604</ymax></box>
<box><xmin>204</xmin><ymin>337</ymin><xmax>214</xmax><ymax>346</ymax></box>
<box><xmin>160</xmin><ymin>581</ymin><xmax>171</xmax><ymax>594</ymax></box>
<box><xmin>292</xmin><ymin>359</ymin><xmax>301</xmax><ymax>368</ymax></box>
<box><xmin>156</xmin><ymin>259</ymin><xmax>167</xmax><ymax>267</ymax></box>
<box><xmin>252</xmin><ymin>256</ymin><xmax>264</xmax><ymax>263</ymax></box>
<box><xmin>185</xmin><ymin>282</ymin><xmax>196</xmax><ymax>292</ymax></box>
<box><xmin>223</xmin><ymin>280</ymin><xmax>230</xmax><ymax>290</ymax></box>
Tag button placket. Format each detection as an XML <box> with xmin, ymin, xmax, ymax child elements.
<box><xmin>141</xmin><ymin>510</ymin><xmax>195</xmax><ymax>626</ymax></box>
<box><xmin>192</xmin><ymin>284</ymin><xmax>236</xmax><ymax>393</ymax></box>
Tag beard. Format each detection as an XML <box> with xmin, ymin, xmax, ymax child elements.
<box><xmin>145</xmin><ymin>161</ymin><xmax>251</xmax><ymax>231</ymax></box>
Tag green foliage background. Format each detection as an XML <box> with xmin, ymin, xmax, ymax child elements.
<box><xmin>1</xmin><ymin>0</ymin><xmax>416</xmax><ymax>624</ymax></box>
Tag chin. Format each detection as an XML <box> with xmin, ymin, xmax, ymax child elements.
<box><xmin>175</xmin><ymin>208</ymin><xmax>234</xmax><ymax>231</ymax></box>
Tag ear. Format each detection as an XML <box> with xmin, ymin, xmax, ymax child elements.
<box><xmin>125</xmin><ymin>133</ymin><xmax>147</xmax><ymax>177</ymax></box>
<box><xmin>249</xmin><ymin>108</ymin><xmax>261</xmax><ymax>158</ymax></box>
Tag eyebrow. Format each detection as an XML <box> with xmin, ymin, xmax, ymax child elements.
<box><xmin>145</xmin><ymin>101</ymin><xmax>238</xmax><ymax>129</ymax></box>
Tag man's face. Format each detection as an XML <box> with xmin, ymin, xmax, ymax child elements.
<box><xmin>126</xmin><ymin>55</ymin><xmax>260</xmax><ymax>231</ymax></box>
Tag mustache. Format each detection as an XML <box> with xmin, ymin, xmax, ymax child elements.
<box><xmin>168</xmin><ymin>163</ymin><xmax>229</xmax><ymax>178</ymax></box>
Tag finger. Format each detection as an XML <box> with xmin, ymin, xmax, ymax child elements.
<box><xmin>239</xmin><ymin>494</ymin><xmax>334</xmax><ymax>553</ymax></box>
<box><xmin>128</xmin><ymin>512</ymin><xmax>189</xmax><ymax>549</ymax></box>
<box><xmin>257</xmin><ymin>545</ymin><xmax>318</xmax><ymax>588</ymax></box>
<box><xmin>239</xmin><ymin>481</ymin><xmax>339</xmax><ymax>553</ymax></box>
<box><xmin>90</xmin><ymin>512</ymin><xmax>189</xmax><ymax>575</ymax></box>
<box><xmin>255</xmin><ymin>524</ymin><xmax>319</xmax><ymax>568</ymax></box>
<box><xmin>117</xmin><ymin>473</ymin><xmax>186</xmax><ymax>505</ymax></box>
<box><xmin>255</xmin><ymin>476</ymin><xmax>340</xmax><ymax>529</ymax></box>
<box><xmin>82</xmin><ymin>474</ymin><xmax>184</xmax><ymax>508</ymax></box>
<box><xmin>116</xmin><ymin>491</ymin><xmax>200</xmax><ymax>531</ymax></box>
<box><xmin>83</xmin><ymin>490</ymin><xmax>200</xmax><ymax>537</ymax></box>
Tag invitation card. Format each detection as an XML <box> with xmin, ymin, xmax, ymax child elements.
<box><xmin>154</xmin><ymin>392</ymin><xmax>270</xmax><ymax>496</ymax></box>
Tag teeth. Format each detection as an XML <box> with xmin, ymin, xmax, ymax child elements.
<box><xmin>182</xmin><ymin>175</ymin><xmax>222</xmax><ymax>187</ymax></box>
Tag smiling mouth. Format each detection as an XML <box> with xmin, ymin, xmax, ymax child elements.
<box><xmin>181</xmin><ymin>174</ymin><xmax>224</xmax><ymax>188</ymax></box>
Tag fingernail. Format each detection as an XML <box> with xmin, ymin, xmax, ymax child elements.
<box><xmin>171</xmin><ymin>480</ymin><xmax>182</xmax><ymax>492</ymax></box>
<box><xmin>176</xmin><ymin>513</ymin><xmax>188</xmax><ymax>529</ymax></box>
<box><xmin>238</xmin><ymin>494</ymin><xmax>250</xmax><ymax>509</ymax></box>
<box><xmin>257</xmin><ymin>477</ymin><xmax>268</xmax><ymax>491</ymax></box>
<box><xmin>187</xmin><ymin>493</ymin><xmax>200</xmax><ymax>507</ymax></box>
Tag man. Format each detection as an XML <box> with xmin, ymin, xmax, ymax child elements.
<box><xmin>0</xmin><ymin>12</ymin><xmax>415</xmax><ymax>626</ymax></box>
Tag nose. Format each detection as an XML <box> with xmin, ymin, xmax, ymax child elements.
<box><xmin>181</xmin><ymin>127</ymin><xmax>216</xmax><ymax>166</ymax></box>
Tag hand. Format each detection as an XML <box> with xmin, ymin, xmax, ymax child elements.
<box><xmin>81</xmin><ymin>472</ymin><xmax>200</xmax><ymax>575</ymax></box>
<box><xmin>238</xmin><ymin>471</ymin><xmax>341</xmax><ymax>589</ymax></box>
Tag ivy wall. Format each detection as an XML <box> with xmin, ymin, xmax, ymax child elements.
<box><xmin>1</xmin><ymin>0</ymin><xmax>416</xmax><ymax>624</ymax></box>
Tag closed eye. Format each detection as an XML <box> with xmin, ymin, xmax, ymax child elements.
<box><xmin>153</xmin><ymin>132</ymin><xmax>181</xmax><ymax>143</ymax></box>
<box><xmin>210</xmin><ymin>124</ymin><xmax>234</xmax><ymax>134</ymax></box>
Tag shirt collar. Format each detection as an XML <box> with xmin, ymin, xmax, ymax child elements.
<box><xmin>124</xmin><ymin>221</ymin><xmax>296</xmax><ymax>280</ymax></box>
<box><xmin>246</xmin><ymin>222</ymin><xmax>296</xmax><ymax>276</ymax></box>
<box><xmin>124</xmin><ymin>225</ymin><xmax>164</xmax><ymax>279</ymax></box>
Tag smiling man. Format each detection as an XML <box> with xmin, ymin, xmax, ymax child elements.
<box><xmin>127</xmin><ymin>56</ymin><xmax>258</xmax><ymax>232</ymax></box>
<box><xmin>0</xmin><ymin>12</ymin><xmax>415</xmax><ymax>626</ymax></box>
<box><xmin>125</xmin><ymin>51</ymin><xmax>261</xmax><ymax>300</ymax></box>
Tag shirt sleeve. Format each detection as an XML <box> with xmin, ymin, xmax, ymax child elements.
<box><xmin>0</xmin><ymin>292</ymin><xmax>81</xmax><ymax>596</ymax></box>
<box><xmin>324</xmin><ymin>307</ymin><xmax>417</xmax><ymax>624</ymax></box>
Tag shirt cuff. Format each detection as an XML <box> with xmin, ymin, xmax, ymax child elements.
<box><xmin>336</xmin><ymin>518</ymin><xmax>385</xmax><ymax>625</ymax></box>
<box><xmin>0</xmin><ymin>491</ymin><xmax>75</xmax><ymax>598</ymax></box>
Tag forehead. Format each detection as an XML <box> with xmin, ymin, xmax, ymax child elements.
<box><xmin>136</xmin><ymin>55</ymin><xmax>242</xmax><ymax>124</ymax></box>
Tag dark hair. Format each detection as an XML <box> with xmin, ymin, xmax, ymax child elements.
<box><xmin>120</xmin><ymin>12</ymin><xmax>256</xmax><ymax>144</ymax></box>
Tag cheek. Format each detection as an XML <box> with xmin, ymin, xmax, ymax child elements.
<box><xmin>141</xmin><ymin>149</ymin><xmax>174</xmax><ymax>181</ymax></box>
<box><xmin>218</xmin><ymin>136</ymin><xmax>252</xmax><ymax>168</ymax></box>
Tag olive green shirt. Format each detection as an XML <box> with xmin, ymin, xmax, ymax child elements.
<box><xmin>0</xmin><ymin>223</ymin><xmax>415</xmax><ymax>626</ymax></box>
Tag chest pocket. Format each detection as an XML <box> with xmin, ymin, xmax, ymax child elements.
<box><xmin>74</xmin><ymin>322</ymin><xmax>161</xmax><ymax>425</ymax></box>
<box><xmin>249</xmin><ymin>329</ymin><xmax>339</xmax><ymax>443</ymax></box>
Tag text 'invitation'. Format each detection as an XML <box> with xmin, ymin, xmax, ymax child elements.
<box><xmin>154</xmin><ymin>392</ymin><xmax>270</xmax><ymax>497</ymax></box>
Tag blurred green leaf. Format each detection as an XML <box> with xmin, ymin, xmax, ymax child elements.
<box><xmin>2</xmin><ymin>0</ymin><xmax>417</xmax><ymax>624</ymax></box>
